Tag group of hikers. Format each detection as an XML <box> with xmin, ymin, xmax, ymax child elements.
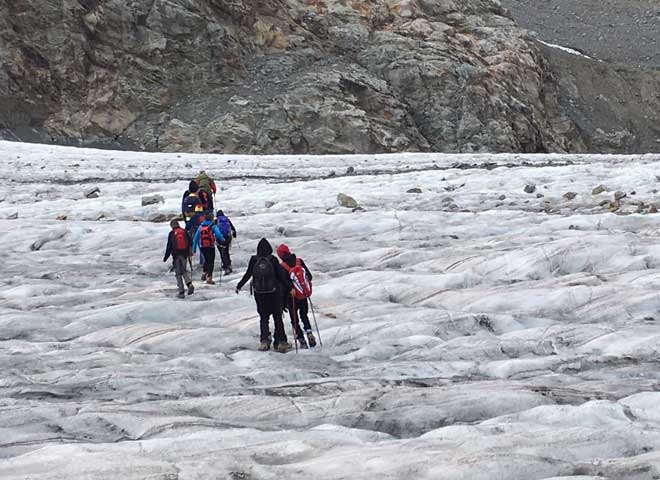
<box><xmin>163</xmin><ymin>171</ymin><xmax>318</xmax><ymax>353</ymax></box>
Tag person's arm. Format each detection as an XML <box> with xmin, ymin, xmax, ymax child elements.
<box><xmin>192</xmin><ymin>226</ymin><xmax>201</xmax><ymax>254</ymax></box>
<box><xmin>181</xmin><ymin>192</ymin><xmax>188</xmax><ymax>217</ymax></box>
<box><xmin>212</xmin><ymin>224</ymin><xmax>225</xmax><ymax>243</ymax></box>
<box><xmin>229</xmin><ymin>219</ymin><xmax>237</xmax><ymax>237</ymax></box>
<box><xmin>274</xmin><ymin>258</ymin><xmax>293</xmax><ymax>291</ymax></box>
<box><xmin>236</xmin><ymin>257</ymin><xmax>255</xmax><ymax>290</ymax></box>
<box><xmin>163</xmin><ymin>232</ymin><xmax>173</xmax><ymax>262</ymax></box>
<box><xmin>300</xmin><ymin>259</ymin><xmax>313</xmax><ymax>281</ymax></box>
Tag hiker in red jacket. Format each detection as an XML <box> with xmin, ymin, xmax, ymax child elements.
<box><xmin>276</xmin><ymin>244</ymin><xmax>316</xmax><ymax>348</ymax></box>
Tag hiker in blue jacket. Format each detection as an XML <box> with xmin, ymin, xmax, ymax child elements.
<box><xmin>215</xmin><ymin>209</ymin><xmax>237</xmax><ymax>275</ymax></box>
<box><xmin>192</xmin><ymin>214</ymin><xmax>225</xmax><ymax>285</ymax></box>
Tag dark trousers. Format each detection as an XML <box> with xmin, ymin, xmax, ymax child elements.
<box><xmin>201</xmin><ymin>247</ymin><xmax>215</xmax><ymax>277</ymax></box>
<box><xmin>256</xmin><ymin>293</ymin><xmax>287</xmax><ymax>345</ymax></box>
<box><xmin>217</xmin><ymin>237</ymin><xmax>232</xmax><ymax>269</ymax></box>
<box><xmin>286</xmin><ymin>296</ymin><xmax>312</xmax><ymax>338</ymax></box>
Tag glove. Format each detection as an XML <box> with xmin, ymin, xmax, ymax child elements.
<box><xmin>235</xmin><ymin>287</ymin><xmax>241</xmax><ymax>295</ymax></box>
<box><xmin>233</xmin><ymin>232</ymin><xmax>237</xmax><ymax>238</ymax></box>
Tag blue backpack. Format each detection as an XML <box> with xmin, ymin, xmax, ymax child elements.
<box><xmin>216</xmin><ymin>216</ymin><xmax>231</xmax><ymax>237</ymax></box>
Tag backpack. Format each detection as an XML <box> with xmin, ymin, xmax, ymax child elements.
<box><xmin>172</xmin><ymin>228</ymin><xmax>189</xmax><ymax>254</ymax></box>
<box><xmin>282</xmin><ymin>258</ymin><xmax>312</xmax><ymax>300</ymax></box>
<box><xmin>252</xmin><ymin>256</ymin><xmax>277</xmax><ymax>294</ymax></box>
<box><xmin>196</xmin><ymin>172</ymin><xmax>215</xmax><ymax>196</ymax></box>
<box><xmin>183</xmin><ymin>194</ymin><xmax>202</xmax><ymax>219</ymax></box>
<box><xmin>198</xmin><ymin>190</ymin><xmax>211</xmax><ymax>212</ymax></box>
<box><xmin>216</xmin><ymin>216</ymin><xmax>231</xmax><ymax>238</ymax></box>
<box><xmin>199</xmin><ymin>224</ymin><xmax>215</xmax><ymax>248</ymax></box>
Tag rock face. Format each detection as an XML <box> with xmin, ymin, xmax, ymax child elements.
<box><xmin>141</xmin><ymin>194</ymin><xmax>165</xmax><ymax>206</ymax></box>
<box><xmin>538</xmin><ymin>45</ymin><xmax>660</xmax><ymax>154</ymax></box>
<box><xmin>0</xmin><ymin>0</ymin><xmax>583</xmax><ymax>154</ymax></box>
<box><xmin>500</xmin><ymin>0</ymin><xmax>660</xmax><ymax>68</ymax></box>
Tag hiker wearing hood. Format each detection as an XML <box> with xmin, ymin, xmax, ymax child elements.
<box><xmin>276</xmin><ymin>244</ymin><xmax>316</xmax><ymax>348</ymax></box>
<box><xmin>192</xmin><ymin>214</ymin><xmax>225</xmax><ymax>285</ymax></box>
<box><xmin>236</xmin><ymin>238</ymin><xmax>293</xmax><ymax>352</ymax></box>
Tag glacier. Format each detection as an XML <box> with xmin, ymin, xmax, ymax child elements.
<box><xmin>2</xmin><ymin>142</ymin><xmax>660</xmax><ymax>478</ymax></box>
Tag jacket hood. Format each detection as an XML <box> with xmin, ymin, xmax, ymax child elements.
<box><xmin>257</xmin><ymin>238</ymin><xmax>273</xmax><ymax>256</ymax></box>
<box><xmin>216</xmin><ymin>210</ymin><xmax>225</xmax><ymax>217</ymax></box>
<box><xmin>276</xmin><ymin>243</ymin><xmax>290</xmax><ymax>259</ymax></box>
<box><xmin>188</xmin><ymin>180</ymin><xmax>199</xmax><ymax>192</ymax></box>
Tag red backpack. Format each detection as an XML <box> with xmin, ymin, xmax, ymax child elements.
<box><xmin>173</xmin><ymin>228</ymin><xmax>189</xmax><ymax>253</ymax></box>
<box><xmin>282</xmin><ymin>259</ymin><xmax>312</xmax><ymax>300</ymax></box>
<box><xmin>199</xmin><ymin>224</ymin><xmax>215</xmax><ymax>248</ymax></box>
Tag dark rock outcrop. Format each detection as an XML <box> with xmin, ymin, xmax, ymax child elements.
<box><xmin>539</xmin><ymin>44</ymin><xmax>660</xmax><ymax>154</ymax></box>
<box><xmin>10</xmin><ymin>0</ymin><xmax>659</xmax><ymax>155</ymax></box>
<box><xmin>0</xmin><ymin>0</ymin><xmax>586</xmax><ymax>154</ymax></box>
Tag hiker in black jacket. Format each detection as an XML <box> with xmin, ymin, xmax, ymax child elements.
<box><xmin>236</xmin><ymin>238</ymin><xmax>293</xmax><ymax>353</ymax></box>
<box><xmin>163</xmin><ymin>219</ymin><xmax>195</xmax><ymax>299</ymax></box>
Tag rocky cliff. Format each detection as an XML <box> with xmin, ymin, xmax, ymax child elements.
<box><xmin>0</xmin><ymin>0</ymin><xmax>613</xmax><ymax>154</ymax></box>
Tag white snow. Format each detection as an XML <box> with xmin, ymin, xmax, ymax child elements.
<box><xmin>537</xmin><ymin>39</ymin><xmax>604</xmax><ymax>62</ymax></box>
<box><xmin>3</xmin><ymin>141</ymin><xmax>660</xmax><ymax>478</ymax></box>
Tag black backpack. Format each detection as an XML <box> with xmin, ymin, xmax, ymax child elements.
<box><xmin>252</xmin><ymin>256</ymin><xmax>277</xmax><ymax>294</ymax></box>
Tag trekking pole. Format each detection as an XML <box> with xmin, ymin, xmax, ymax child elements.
<box><xmin>291</xmin><ymin>293</ymin><xmax>299</xmax><ymax>354</ymax></box>
<box><xmin>308</xmin><ymin>298</ymin><xmax>323</xmax><ymax>347</ymax></box>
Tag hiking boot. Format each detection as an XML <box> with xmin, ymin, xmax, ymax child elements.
<box><xmin>276</xmin><ymin>342</ymin><xmax>291</xmax><ymax>353</ymax></box>
<box><xmin>225</xmin><ymin>267</ymin><xmax>233</xmax><ymax>274</ymax></box>
<box><xmin>201</xmin><ymin>273</ymin><xmax>207</xmax><ymax>281</ymax></box>
<box><xmin>297</xmin><ymin>337</ymin><xmax>308</xmax><ymax>349</ymax></box>
<box><xmin>177</xmin><ymin>291</ymin><xmax>185</xmax><ymax>299</ymax></box>
<box><xmin>187</xmin><ymin>283</ymin><xmax>195</xmax><ymax>295</ymax></box>
<box><xmin>306</xmin><ymin>331</ymin><xmax>317</xmax><ymax>348</ymax></box>
<box><xmin>206</xmin><ymin>277</ymin><xmax>215</xmax><ymax>285</ymax></box>
<box><xmin>258</xmin><ymin>341</ymin><xmax>270</xmax><ymax>351</ymax></box>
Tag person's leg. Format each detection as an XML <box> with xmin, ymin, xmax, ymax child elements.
<box><xmin>181</xmin><ymin>256</ymin><xmax>194</xmax><ymax>294</ymax></box>
<box><xmin>299</xmin><ymin>298</ymin><xmax>316</xmax><ymax>346</ymax></box>
<box><xmin>271</xmin><ymin>294</ymin><xmax>288</xmax><ymax>346</ymax></box>
<box><xmin>174</xmin><ymin>256</ymin><xmax>185</xmax><ymax>293</ymax></box>
<box><xmin>256</xmin><ymin>296</ymin><xmax>271</xmax><ymax>349</ymax></box>
<box><xmin>288</xmin><ymin>296</ymin><xmax>304</xmax><ymax>339</ymax></box>
<box><xmin>202</xmin><ymin>247</ymin><xmax>215</xmax><ymax>280</ymax></box>
<box><xmin>298</xmin><ymin>298</ymin><xmax>312</xmax><ymax>331</ymax></box>
<box><xmin>217</xmin><ymin>242</ymin><xmax>225</xmax><ymax>270</ymax></box>
<box><xmin>225</xmin><ymin>237</ymin><xmax>233</xmax><ymax>271</ymax></box>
